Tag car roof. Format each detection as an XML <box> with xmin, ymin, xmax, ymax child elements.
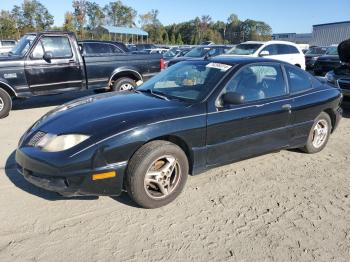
<box><xmin>184</xmin><ymin>55</ymin><xmax>291</xmax><ymax>66</ymax></box>
<box><xmin>242</xmin><ymin>40</ymin><xmax>300</xmax><ymax>46</ymax></box>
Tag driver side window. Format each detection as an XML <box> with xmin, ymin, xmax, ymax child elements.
<box><xmin>223</xmin><ymin>64</ymin><xmax>287</xmax><ymax>104</ymax></box>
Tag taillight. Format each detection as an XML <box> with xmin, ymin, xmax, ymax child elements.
<box><xmin>160</xmin><ymin>58</ymin><xmax>166</xmax><ymax>70</ymax></box>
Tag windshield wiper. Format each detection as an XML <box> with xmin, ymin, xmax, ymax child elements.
<box><xmin>136</xmin><ymin>89</ymin><xmax>169</xmax><ymax>100</ymax></box>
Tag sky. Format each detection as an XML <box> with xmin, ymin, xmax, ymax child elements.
<box><xmin>2</xmin><ymin>0</ymin><xmax>350</xmax><ymax>33</ymax></box>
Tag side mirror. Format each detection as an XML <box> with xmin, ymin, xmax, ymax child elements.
<box><xmin>43</xmin><ymin>51</ymin><xmax>53</xmax><ymax>61</ymax></box>
<box><xmin>259</xmin><ymin>50</ymin><xmax>270</xmax><ymax>57</ymax></box>
<box><xmin>222</xmin><ymin>92</ymin><xmax>245</xmax><ymax>105</ymax></box>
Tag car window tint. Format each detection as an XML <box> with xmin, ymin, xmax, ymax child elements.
<box><xmin>288</xmin><ymin>45</ymin><xmax>299</xmax><ymax>54</ymax></box>
<box><xmin>41</xmin><ymin>36</ymin><xmax>72</xmax><ymax>58</ymax></box>
<box><xmin>2</xmin><ymin>41</ymin><xmax>15</xmax><ymax>47</ymax></box>
<box><xmin>225</xmin><ymin>64</ymin><xmax>286</xmax><ymax>102</ymax></box>
<box><xmin>285</xmin><ymin>66</ymin><xmax>312</xmax><ymax>93</ymax></box>
<box><xmin>208</xmin><ymin>48</ymin><xmax>221</xmax><ymax>56</ymax></box>
<box><xmin>261</xmin><ymin>44</ymin><xmax>278</xmax><ymax>55</ymax></box>
<box><xmin>84</xmin><ymin>43</ymin><xmax>121</xmax><ymax>55</ymax></box>
<box><xmin>277</xmin><ymin>44</ymin><xmax>290</xmax><ymax>55</ymax></box>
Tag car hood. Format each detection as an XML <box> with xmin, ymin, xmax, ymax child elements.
<box><xmin>338</xmin><ymin>39</ymin><xmax>350</xmax><ymax>63</ymax></box>
<box><xmin>29</xmin><ymin>91</ymin><xmax>187</xmax><ymax>138</ymax></box>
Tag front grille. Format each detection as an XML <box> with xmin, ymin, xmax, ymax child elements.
<box><xmin>28</xmin><ymin>131</ymin><xmax>46</xmax><ymax>146</ymax></box>
<box><xmin>338</xmin><ymin>79</ymin><xmax>350</xmax><ymax>90</ymax></box>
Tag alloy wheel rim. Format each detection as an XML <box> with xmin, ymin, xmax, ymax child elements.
<box><xmin>312</xmin><ymin>119</ymin><xmax>328</xmax><ymax>148</ymax></box>
<box><xmin>120</xmin><ymin>83</ymin><xmax>134</xmax><ymax>91</ymax></box>
<box><xmin>144</xmin><ymin>155</ymin><xmax>181</xmax><ymax>199</ymax></box>
<box><xmin>0</xmin><ymin>97</ymin><xmax>4</xmax><ymax>112</ymax></box>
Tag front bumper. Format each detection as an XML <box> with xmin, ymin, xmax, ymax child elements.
<box><xmin>16</xmin><ymin>149</ymin><xmax>127</xmax><ymax>197</ymax></box>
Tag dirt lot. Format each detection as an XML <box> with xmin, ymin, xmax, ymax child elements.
<box><xmin>0</xmin><ymin>92</ymin><xmax>350</xmax><ymax>262</ymax></box>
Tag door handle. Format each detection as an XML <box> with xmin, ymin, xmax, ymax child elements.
<box><xmin>282</xmin><ymin>104</ymin><xmax>292</xmax><ymax>111</ymax></box>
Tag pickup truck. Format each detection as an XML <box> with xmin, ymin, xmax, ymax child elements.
<box><xmin>0</xmin><ymin>31</ymin><xmax>163</xmax><ymax>118</ymax></box>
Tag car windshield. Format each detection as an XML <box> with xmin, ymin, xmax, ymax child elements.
<box><xmin>137</xmin><ymin>61</ymin><xmax>233</xmax><ymax>102</ymax></box>
<box><xmin>184</xmin><ymin>47</ymin><xmax>211</xmax><ymax>57</ymax></box>
<box><xmin>326</xmin><ymin>46</ymin><xmax>338</xmax><ymax>55</ymax></box>
<box><xmin>227</xmin><ymin>43</ymin><xmax>263</xmax><ymax>55</ymax></box>
<box><xmin>305</xmin><ymin>47</ymin><xmax>327</xmax><ymax>55</ymax></box>
<box><xmin>163</xmin><ymin>50</ymin><xmax>177</xmax><ymax>58</ymax></box>
<box><xmin>9</xmin><ymin>34</ymin><xmax>36</xmax><ymax>56</ymax></box>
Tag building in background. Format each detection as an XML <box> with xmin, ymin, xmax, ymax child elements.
<box><xmin>272</xmin><ymin>33</ymin><xmax>312</xmax><ymax>44</ymax></box>
<box><xmin>311</xmin><ymin>21</ymin><xmax>350</xmax><ymax>46</ymax></box>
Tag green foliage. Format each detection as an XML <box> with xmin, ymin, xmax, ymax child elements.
<box><xmin>0</xmin><ymin>2</ymin><xmax>272</xmax><ymax>45</ymax></box>
<box><xmin>104</xmin><ymin>1</ymin><xmax>136</xmax><ymax>27</ymax></box>
<box><xmin>0</xmin><ymin>11</ymin><xmax>18</xmax><ymax>39</ymax></box>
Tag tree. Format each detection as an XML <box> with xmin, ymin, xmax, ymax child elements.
<box><xmin>170</xmin><ymin>32</ymin><xmax>176</xmax><ymax>45</ymax></box>
<box><xmin>63</xmin><ymin>12</ymin><xmax>76</xmax><ymax>32</ymax></box>
<box><xmin>104</xmin><ymin>1</ymin><xmax>136</xmax><ymax>27</ymax></box>
<box><xmin>86</xmin><ymin>1</ymin><xmax>104</xmax><ymax>30</ymax></box>
<box><xmin>0</xmin><ymin>11</ymin><xmax>17</xmax><ymax>39</ymax></box>
<box><xmin>162</xmin><ymin>31</ymin><xmax>169</xmax><ymax>44</ymax></box>
<box><xmin>139</xmin><ymin>9</ymin><xmax>164</xmax><ymax>43</ymax></box>
<box><xmin>10</xmin><ymin>0</ymin><xmax>53</xmax><ymax>34</ymax></box>
<box><xmin>72</xmin><ymin>0</ymin><xmax>87</xmax><ymax>38</ymax></box>
<box><xmin>176</xmin><ymin>33</ymin><xmax>183</xmax><ymax>45</ymax></box>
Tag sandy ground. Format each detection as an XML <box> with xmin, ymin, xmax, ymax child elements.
<box><xmin>0</xmin><ymin>92</ymin><xmax>350</xmax><ymax>262</ymax></box>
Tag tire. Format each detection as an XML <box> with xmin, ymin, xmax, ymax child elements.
<box><xmin>0</xmin><ymin>88</ymin><xmax>12</xmax><ymax>119</ymax></box>
<box><xmin>301</xmin><ymin>112</ymin><xmax>332</xmax><ymax>154</ymax></box>
<box><xmin>125</xmin><ymin>140</ymin><xmax>189</xmax><ymax>209</ymax></box>
<box><xmin>112</xmin><ymin>77</ymin><xmax>136</xmax><ymax>91</ymax></box>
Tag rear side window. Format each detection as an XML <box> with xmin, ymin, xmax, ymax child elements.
<box><xmin>84</xmin><ymin>43</ymin><xmax>122</xmax><ymax>55</ymax></box>
<box><xmin>285</xmin><ymin>66</ymin><xmax>312</xmax><ymax>93</ymax></box>
<box><xmin>277</xmin><ymin>44</ymin><xmax>300</xmax><ymax>55</ymax></box>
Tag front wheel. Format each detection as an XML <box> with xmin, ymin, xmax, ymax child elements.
<box><xmin>0</xmin><ymin>89</ymin><xmax>12</xmax><ymax>119</ymax></box>
<box><xmin>125</xmin><ymin>140</ymin><xmax>188</xmax><ymax>209</ymax></box>
<box><xmin>301</xmin><ymin>112</ymin><xmax>332</xmax><ymax>154</ymax></box>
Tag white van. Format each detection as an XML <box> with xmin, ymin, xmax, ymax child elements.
<box><xmin>225</xmin><ymin>40</ymin><xmax>306</xmax><ymax>70</ymax></box>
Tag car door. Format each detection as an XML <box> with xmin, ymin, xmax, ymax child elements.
<box><xmin>206</xmin><ymin>63</ymin><xmax>292</xmax><ymax>166</ymax></box>
<box><xmin>25</xmin><ymin>34</ymin><xmax>83</xmax><ymax>94</ymax></box>
<box><xmin>284</xmin><ymin>65</ymin><xmax>318</xmax><ymax>146</ymax></box>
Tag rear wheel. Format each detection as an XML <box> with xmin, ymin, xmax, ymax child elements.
<box><xmin>0</xmin><ymin>89</ymin><xmax>12</xmax><ymax>119</ymax></box>
<box><xmin>301</xmin><ymin>112</ymin><xmax>331</xmax><ymax>153</ymax></box>
<box><xmin>125</xmin><ymin>140</ymin><xmax>188</xmax><ymax>208</ymax></box>
<box><xmin>112</xmin><ymin>77</ymin><xmax>136</xmax><ymax>91</ymax></box>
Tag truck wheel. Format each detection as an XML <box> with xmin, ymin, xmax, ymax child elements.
<box><xmin>301</xmin><ymin>112</ymin><xmax>332</xmax><ymax>154</ymax></box>
<box><xmin>0</xmin><ymin>89</ymin><xmax>12</xmax><ymax>119</ymax></box>
<box><xmin>112</xmin><ymin>77</ymin><xmax>136</xmax><ymax>91</ymax></box>
<box><xmin>125</xmin><ymin>140</ymin><xmax>188</xmax><ymax>209</ymax></box>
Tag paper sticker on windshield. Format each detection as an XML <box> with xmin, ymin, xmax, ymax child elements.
<box><xmin>206</xmin><ymin>62</ymin><xmax>232</xmax><ymax>71</ymax></box>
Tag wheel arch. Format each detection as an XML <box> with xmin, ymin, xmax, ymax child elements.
<box><xmin>108</xmin><ymin>69</ymin><xmax>143</xmax><ymax>87</ymax></box>
<box><xmin>323</xmin><ymin>109</ymin><xmax>336</xmax><ymax>133</ymax></box>
<box><xmin>0</xmin><ymin>80</ymin><xmax>17</xmax><ymax>98</ymax></box>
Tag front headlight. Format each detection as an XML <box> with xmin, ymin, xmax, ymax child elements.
<box><xmin>37</xmin><ymin>134</ymin><xmax>90</xmax><ymax>152</ymax></box>
<box><xmin>325</xmin><ymin>71</ymin><xmax>336</xmax><ymax>84</ymax></box>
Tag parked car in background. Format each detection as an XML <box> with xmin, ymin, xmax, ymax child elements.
<box><xmin>0</xmin><ymin>40</ymin><xmax>17</xmax><ymax>55</ymax></box>
<box><xmin>162</xmin><ymin>47</ymin><xmax>193</xmax><ymax>66</ymax></box>
<box><xmin>324</xmin><ymin>39</ymin><xmax>350</xmax><ymax>106</ymax></box>
<box><xmin>16</xmin><ymin>57</ymin><xmax>342</xmax><ymax>208</ymax></box>
<box><xmin>313</xmin><ymin>45</ymin><xmax>341</xmax><ymax>76</ymax></box>
<box><xmin>226</xmin><ymin>41</ymin><xmax>306</xmax><ymax>69</ymax></box>
<box><xmin>127</xmin><ymin>43</ymin><xmax>157</xmax><ymax>52</ymax></box>
<box><xmin>80</xmin><ymin>40</ymin><xmax>129</xmax><ymax>55</ymax></box>
<box><xmin>133</xmin><ymin>48</ymin><xmax>168</xmax><ymax>55</ymax></box>
<box><xmin>201</xmin><ymin>41</ymin><xmax>215</xmax><ymax>45</ymax></box>
<box><xmin>0</xmin><ymin>32</ymin><xmax>163</xmax><ymax>118</ymax></box>
<box><xmin>305</xmin><ymin>46</ymin><xmax>328</xmax><ymax>71</ymax></box>
<box><xmin>167</xmin><ymin>45</ymin><xmax>231</xmax><ymax>66</ymax></box>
